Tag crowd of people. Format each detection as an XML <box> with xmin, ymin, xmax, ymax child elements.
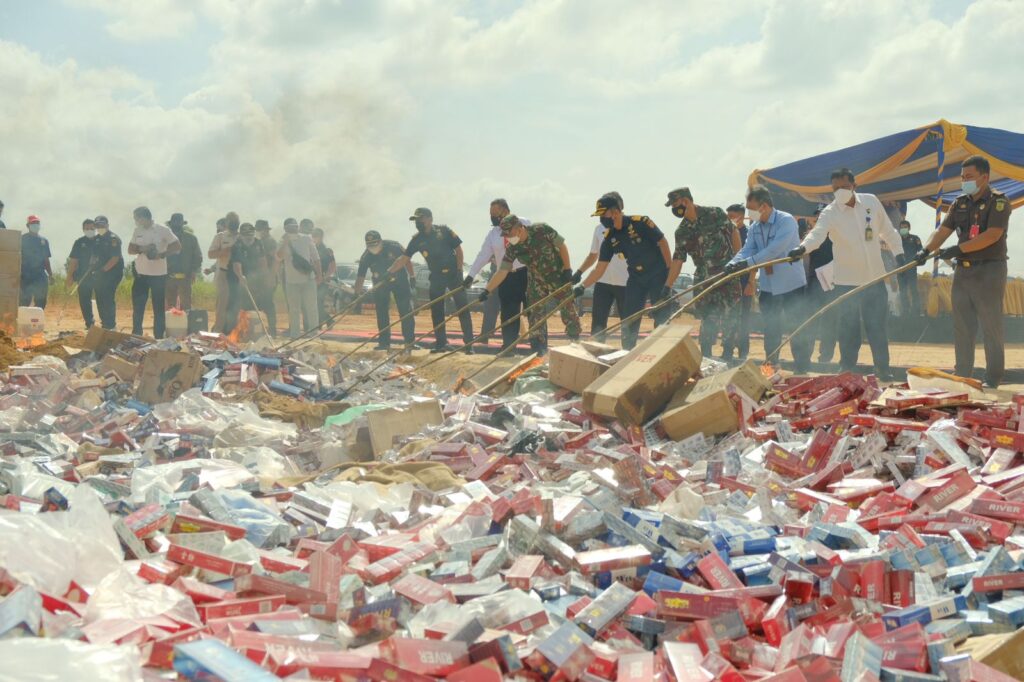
<box><xmin>0</xmin><ymin>154</ymin><xmax>1012</xmax><ymax>386</ymax></box>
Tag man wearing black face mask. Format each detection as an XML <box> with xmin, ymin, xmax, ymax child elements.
<box><xmin>576</xmin><ymin>194</ymin><xmax>673</xmax><ymax>349</ymax></box>
<box><xmin>388</xmin><ymin>207</ymin><xmax>474</xmax><ymax>353</ymax></box>
<box><xmin>356</xmin><ymin>230</ymin><xmax>416</xmax><ymax>350</ymax></box>
<box><xmin>664</xmin><ymin>187</ymin><xmax>741</xmax><ymax>359</ymax></box>
<box><xmin>465</xmin><ymin>199</ymin><xmax>530</xmax><ymax>350</ymax></box>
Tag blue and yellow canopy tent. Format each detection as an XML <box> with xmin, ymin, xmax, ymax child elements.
<box><xmin>749</xmin><ymin>119</ymin><xmax>1024</xmax><ymax>320</ymax></box>
<box><xmin>748</xmin><ymin>119</ymin><xmax>1024</xmax><ymax>222</ymax></box>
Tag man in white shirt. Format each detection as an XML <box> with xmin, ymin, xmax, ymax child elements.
<box><xmin>573</xmin><ymin>191</ymin><xmax>628</xmax><ymax>341</ymax></box>
<box><xmin>464</xmin><ymin>199</ymin><xmax>529</xmax><ymax>350</ymax></box>
<box><xmin>789</xmin><ymin>168</ymin><xmax>903</xmax><ymax>380</ymax></box>
<box><xmin>128</xmin><ymin>206</ymin><xmax>181</xmax><ymax>338</ymax></box>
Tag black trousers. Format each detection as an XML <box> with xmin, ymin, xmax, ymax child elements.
<box><xmin>375</xmin><ymin>279</ymin><xmax>415</xmax><ymax>348</ymax></box>
<box><xmin>497</xmin><ymin>268</ymin><xmax>528</xmax><ymax>350</ymax></box>
<box><xmin>760</xmin><ymin>287</ymin><xmax>812</xmax><ymax>368</ymax></box>
<box><xmin>834</xmin><ymin>282</ymin><xmax>890</xmax><ymax>372</ymax></box>
<box><xmin>19</xmin><ymin>277</ymin><xmax>48</xmax><ymax>308</ymax></box>
<box><xmin>132</xmin><ymin>274</ymin><xmax>166</xmax><ymax>338</ymax></box>
<box><xmin>429</xmin><ymin>270</ymin><xmax>472</xmax><ymax>347</ymax></box>
<box><xmin>952</xmin><ymin>260</ymin><xmax>1006</xmax><ymax>385</ymax></box>
<box><xmin>591</xmin><ymin>281</ymin><xmax>626</xmax><ymax>340</ymax></box>
<box><xmin>77</xmin><ymin>276</ymin><xmax>96</xmax><ymax>327</ymax></box>
<box><xmin>809</xmin><ymin>281</ymin><xmax>839</xmax><ymax>362</ymax></box>
<box><xmin>726</xmin><ymin>294</ymin><xmax>752</xmax><ymax>358</ymax></box>
<box><xmin>898</xmin><ymin>270</ymin><xmax>920</xmax><ymax>317</ymax></box>
<box><xmin>95</xmin><ymin>271</ymin><xmax>121</xmax><ymax>329</ymax></box>
<box><xmin>622</xmin><ymin>268</ymin><xmax>669</xmax><ymax>350</ymax></box>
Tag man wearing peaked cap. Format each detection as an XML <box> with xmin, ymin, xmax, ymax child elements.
<box><xmin>388</xmin><ymin>207</ymin><xmax>474</xmax><ymax>353</ymax></box>
<box><xmin>479</xmin><ymin>214</ymin><xmax>581</xmax><ymax>354</ymax></box>
<box><xmin>665</xmin><ymin>186</ymin><xmax>742</xmax><ymax>359</ymax></box>
<box><xmin>355</xmin><ymin>230</ymin><xmax>416</xmax><ymax>350</ymax></box>
<box><xmin>91</xmin><ymin>215</ymin><xmax>124</xmax><ymax>329</ymax></box>
<box><xmin>577</xmin><ymin>193</ymin><xmax>673</xmax><ymax>349</ymax></box>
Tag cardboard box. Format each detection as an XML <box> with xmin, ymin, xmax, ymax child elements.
<box><xmin>660</xmin><ymin>361</ymin><xmax>771</xmax><ymax>441</ymax></box>
<box><xmin>0</xmin><ymin>230</ymin><xmax>22</xmax><ymax>252</ymax></box>
<box><xmin>0</xmin><ymin>251</ymin><xmax>21</xmax><ymax>275</ymax></box>
<box><xmin>366</xmin><ymin>398</ymin><xmax>443</xmax><ymax>456</ymax></box>
<box><xmin>100</xmin><ymin>355</ymin><xmax>140</xmax><ymax>382</ymax></box>
<box><xmin>136</xmin><ymin>350</ymin><xmax>205</xmax><ymax>405</ymax></box>
<box><xmin>582</xmin><ymin>324</ymin><xmax>702</xmax><ymax>426</ymax></box>
<box><xmin>955</xmin><ymin>628</ymin><xmax>1024</xmax><ymax>679</ymax></box>
<box><xmin>548</xmin><ymin>344</ymin><xmax>610</xmax><ymax>394</ymax></box>
<box><xmin>83</xmin><ymin>327</ymin><xmax>147</xmax><ymax>353</ymax></box>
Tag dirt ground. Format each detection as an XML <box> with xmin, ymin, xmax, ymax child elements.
<box><xmin>36</xmin><ymin>299</ymin><xmax>1024</xmax><ymax>393</ymax></box>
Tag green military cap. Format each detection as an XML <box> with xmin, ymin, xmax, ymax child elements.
<box><xmin>239</xmin><ymin>223</ymin><xmax>255</xmax><ymax>235</ymax></box>
<box><xmin>664</xmin><ymin>187</ymin><xmax>693</xmax><ymax>206</ymax></box>
<box><xmin>364</xmin><ymin>230</ymin><xmax>383</xmax><ymax>243</ymax></box>
<box><xmin>409</xmin><ymin>207</ymin><xmax>433</xmax><ymax>221</ymax></box>
<box><xmin>499</xmin><ymin>214</ymin><xmax>522</xmax><ymax>233</ymax></box>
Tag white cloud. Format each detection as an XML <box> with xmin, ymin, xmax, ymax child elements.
<box><xmin>2</xmin><ymin>0</ymin><xmax>1023</xmax><ymax>280</ymax></box>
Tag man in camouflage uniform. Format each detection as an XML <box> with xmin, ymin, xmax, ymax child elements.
<box><xmin>479</xmin><ymin>214</ymin><xmax>581</xmax><ymax>354</ymax></box>
<box><xmin>664</xmin><ymin>187</ymin><xmax>741</xmax><ymax>357</ymax></box>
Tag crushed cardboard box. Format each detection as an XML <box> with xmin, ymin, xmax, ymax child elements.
<box><xmin>366</xmin><ymin>397</ymin><xmax>444</xmax><ymax>455</ymax></box>
<box><xmin>660</xmin><ymin>360</ymin><xmax>772</xmax><ymax>440</ymax></box>
<box><xmin>136</xmin><ymin>349</ymin><xmax>205</xmax><ymax>404</ymax></box>
<box><xmin>582</xmin><ymin>323</ymin><xmax>702</xmax><ymax>425</ymax></box>
<box><xmin>548</xmin><ymin>344</ymin><xmax>612</xmax><ymax>394</ymax></box>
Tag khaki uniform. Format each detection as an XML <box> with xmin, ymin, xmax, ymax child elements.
<box><xmin>940</xmin><ymin>188</ymin><xmax>1012</xmax><ymax>385</ymax></box>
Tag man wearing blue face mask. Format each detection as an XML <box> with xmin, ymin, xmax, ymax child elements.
<box><xmin>915</xmin><ymin>155</ymin><xmax>1012</xmax><ymax>389</ymax></box>
<box><xmin>789</xmin><ymin>168</ymin><xmax>903</xmax><ymax>380</ymax></box>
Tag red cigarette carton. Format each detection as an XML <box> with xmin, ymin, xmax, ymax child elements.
<box><xmin>167</xmin><ymin>544</ymin><xmax>253</xmax><ymax>577</ymax></box>
<box><xmin>197</xmin><ymin>595</ymin><xmax>285</xmax><ymax>622</ymax></box>
<box><xmin>697</xmin><ymin>552</ymin><xmax>744</xmax><ymax>590</ymax></box>
<box><xmin>233</xmin><ymin>573</ymin><xmax>327</xmax><ymax>605</ymax></box>
<box><xmin>392</xmin><ymin>573</ymin><xmax>455</xmax><ymax>605</ymax></box>
<box><xmin>382</xmin><ymin>637</ymin><xmax>470</xmax><ymax>677</ymax></box>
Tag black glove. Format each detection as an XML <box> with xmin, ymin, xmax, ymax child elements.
<box><xmin>938</xmin><ymin>245</ymin><xmax>963</xmax><ymax>260</ymax></box>
<box><xmin>561</xmin><ymin>269</ymin><xmax>574</xmax><ymax>285</ymax></box>
<box><xmin>478</xmin><ymin>289</ymin><xmax>490</xmax><ymax>303</ymax></box>
<box><xmin>723</xmin><ymin>260</ymin><xmax>747</xmax><ymax>275</ymax></box>
<box><xmin>572</xmin><ymin>269</ymin><xmax>583</xmax><ymax>284</ymax></box>
<box><xmin>573</xmin><ymin>284</ymin><xmax>585</xmax><ymax>298</ymax></box>
<box><xmin>787</xmin><ymin>246</ymin><xmax>806</xmax><ymax>261</ymax></box>
<box><xmin>895</xmin><ymin>254</ymin><xmax>906</xmax><ymax>266</ymax></box>
<box><xmin>661</xmin><ymin>286</ymin><xmax>672</xmax><ymax>301</ymax></box>
<box><xmin>463</xmin><ymin>275</ymin><xmax>474</xmax><ymax>288</ymax></box>
<box><xmin>913</xmin><ymin>249</ymin><xmax>930</xmax><ymax>267</ymax></box>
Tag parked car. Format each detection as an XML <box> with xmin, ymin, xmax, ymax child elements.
<box><xmin>412</xmin><ymin>264</ymin><xmax>489</xmax><ymax>313</ymax></box>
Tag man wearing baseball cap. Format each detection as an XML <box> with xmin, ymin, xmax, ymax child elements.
<box><xmin>166</xmin><ymin>213</ymin><xmax>203</xmax><ymax>311</ymax></box>
<box><xmin>388</xmin><ymin>208</ymin><xmax>473</xmax><ymax>353</ymax></box>
<box><xmin>355</xmin><ymin>230</ymin><xmax>416</xmax><ymax>350</ymax></box>
<box><xmin>20</xmin><ymin>215</ymin><xmax>53</xmax><ymax>308</ymax></box>
<box><xmin>91</xmin><ymin>215</ymin><xmax>124</xmax><ymax>329</ymax></box>
<box><xmin>576</xmin><ymin>194</ymin><xmax>673</xmax><ymax>349</ymax></box>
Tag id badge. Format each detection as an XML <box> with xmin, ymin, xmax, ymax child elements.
<box><xmin>969</xmin><ymin>224</ymin><xmax>980</xmax><ymax>239</ymax></box>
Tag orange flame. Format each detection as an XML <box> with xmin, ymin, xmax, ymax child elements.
<box><xmin>16</xmin><ymin>332</ymin><xmax>46</xmax><ymax>350</ymax></box>
<box><xmin>227</xmin><ymin>311</ymin><xmax>250</xmax><ymax>345</ymax></box>
<box><xmin>760</xmin><ymin>362</ymin><xmax>776</xmax><ymax>377</ymax></box>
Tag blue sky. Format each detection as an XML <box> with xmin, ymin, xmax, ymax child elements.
<box><xmin>0</xmin><ymin>0</ymin><xmax>1021</xmax><ymax>275</ymax></box>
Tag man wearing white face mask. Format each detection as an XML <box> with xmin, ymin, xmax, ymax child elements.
<box><xmin>915</xmin><ymin>155</ymin><xmax>1012</xmax><ymax>388</ymax></box>
<box><xmin>465</xmin><ymin>199</ymin><xmax>531</xmax><ymax>350</ymax></box>
<box><xmin>356</xmin><ymin>230</ymin><xmax>416</xmax><ymax>350</ymax></box>
<box><xmin>67</xmin><ymin>218</ymin><xmax>100</xmax><ymax>329</ymax></box>
<box><xmin>724</xmin><ymin>185</ymin><xmax>811</xmax><ymax>371</ymax></box>
<box><xmin>20</xmin><ymin>215</ymin><xmax>53</xmax><ymax>308</ymax></box>
<box><xmin>788</xmin><ymin>168</ymin><xmax>903</xmax><ymax>380</ymax></box>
